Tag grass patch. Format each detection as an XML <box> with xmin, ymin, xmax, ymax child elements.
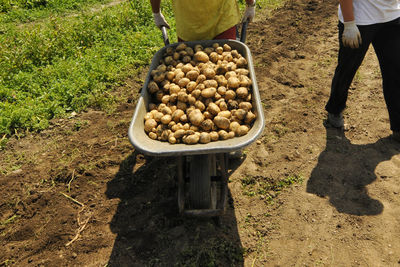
<box><xmin>241</xmin><ymin>174</ymin><xmax>303</xmax><ymax>200</ymax></box>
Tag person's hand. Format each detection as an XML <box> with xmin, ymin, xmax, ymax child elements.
<box><xmin>241</xmin><ymin>1</ymin><xmax>256</xmax><ymax>23</ymax></box>
<box><xmin>153</xmin><ymin>12</ymin><xmax>170</xmax><ymax>29</ymax></box>
<box><xmin>342</xmin><ymin>20</ymin><xmax>362</xmax><ymax>48</ymax></box>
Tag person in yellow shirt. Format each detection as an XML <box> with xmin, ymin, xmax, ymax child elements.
<box><xmin>150</xmin><ymin>0</ymin><xmax>256</xmax><ymax>41</ymax></box>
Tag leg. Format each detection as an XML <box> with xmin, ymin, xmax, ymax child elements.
<box><xmin>325</xmin><ymin>23</ymin><xmax>374</xmax><ymax>114</ymax></box>
<box><xmin>372</xmin><ymin>18</ymin><xmax>400</xmax><ymax>132</ymax></box>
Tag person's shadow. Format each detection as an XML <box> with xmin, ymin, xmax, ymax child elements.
<box><xmin>307</xmin><ymin>127</ymin><xmax>400</xmax><ymax>215</ymax></box>
<box><xmin>105</xmin><ymin>152</ymin><xmax>244</xmax><ymax>267</ymax></box>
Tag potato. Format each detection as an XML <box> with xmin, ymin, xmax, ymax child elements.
<box><xmin>236</xmin><ymin>68</ymin><xmax>250</xmax><ymax>76</ymax></box>
<box><xmin>180</xmin><ymin>114</ymin><xmax>188</xmax><ymax>123</ymax></box>
<box><xmin>215</xmin><ymin>46</ymin><xmax>224</xmax><ymax>55</ymax></box>
<box><xmin>210</xmin><ymin>131</ymin><xmax>219</xmax><ymax>141</ymax></box>
<box><xmin>200</xmin><ymin>119</ymin><xmax>214</xmax><ymax>131</ymax></box>
<box><xmin>149</xmin><ymin>103</ymin><xmax>157</xmax><ymax>110</ymax></box>
<box><xmin>203</xmin><ymin>79</ymin><xmax>218</xmax><ymax>88</ymax></box>
<box><xmin>165</xmin><ymin>71</ymin><xmax>175</xmax><ymax>81</ymax></box>
<box><xmin>236</xmin><ymin>57</ymin><xmax>248</xmax><ymax>68</ymax></box>
<box><xmin>202</xmin><ymin>67</ymin><xmax>216</xmax><ymax>79</ymax></box>
<box><xmin>177</xmin><ymin>77</ymin><xmax>190</xmax><ymax>88</ymax></box>
<box><xmin>186</xmin><ymin>81</ymin><xmax>197</xmax><ymax>92</ymax></box>
<box><xmin>203</xmin><ymin>111</ymin><xmax>214</xmax><ymax>120</ymax></box>
<box><xmin>218</xmin><ymin>110</ymin><xmax>231</xmax><ymax>119</ymax></box>
<box><xmin>174</xmin><ymin>129</ymin><xmax>186</xmax><ymax>139</ymax></box>
<box><xmin>196</xmin><ymin>74</ymin><xmax>207</xmax><ymax>84</ymax></box>
<box><xmin>239</xmin><ymin>101</ymin><xmax>252</xmax><ymax>111</ymax></box>
<box><xmin>194</xmin><ymin>44</ymin><xmax>203</xmax><ymax>52</ymax></box>
<box><xmin>215</xmin><ymin>64</ymin><xmax>228</xmax><ymax>75</ymax></box>
<box><xmin>228</xmin><ymin>131</ymin><xmax>235</xmax><ymax>139</ymax></box>
<box><xmin>188</xmin><ymin>109</ymin><xmax>204</xmax><ymax>126</ymax></box>
<box><xmin>176</xmin><ymin>43</ymin><xmax>187</xmax><ymax>51</ymax></box>
<box><xmin>177</xmin><ymin>91</ymin><xmax>189</xmax><ymax>102</ymax></box>
<box><xmin>213</xmin><ymin>116</ymin><xmax>230</xmax><ymax>130</ymax></box>
<box><xmin>187</xmin><ymin>95</ymin><xmax>196</xmax><ymax>105</ymax></box>
<box><xmin>184</xmin><ymin>134</ymin><xmax>200</xmax><ymax>145</ymax></box>
<box><xmin>160</xmin><ymin>114</ymin><xmax>172</xmax><ymax>125</ymax></box>
<box><xmin>168</xmin><ymin>136</ymin><xmax>177</xmax><ymax>144</ymax></box>
<box><xmin>234</xmin><ymin>109</ymin><xmax>247</xmax><ymax>120</ymax></box>
<box><xmin>207</xmin><ymin>102</ymin><xmax>220</xmax><ymax>115</ymax></box>
<box><xmin>191</xmin><ymin>89</ymin><xmax>202</xmax><ymax>99</ymax></box>
<box><xmin>229</xmin><ymin>121</ymin><xmax>241</xmax><ymax>132</ymax></box>
<box><xmin>182</xmin><ymin>56</ymin><xmax>191</xmax><ymax>63</ymax></box>
<box><xmin>169</xmin><ymin>84</ymin><xmax>181</xmax><ymax>95</ymax></box>
<box><xmin>182</xmin><ymin>63</ymin><xmax>194</xmax><ymax>73</ymax></box>
<box><xmin>194</xmin><ymin>51</ymin><xmax>209</xmax><ymax>63</ymax></box>
<box><xmin>215</xmin><ymin>75</ymin><xmax>228</xmax><ymax>87</ymax></box>
<box><xmin>227</xmin><ymin>77</ymin><xmax>240</xmax><ymax>89</ymax></box>
<box><xmin>148</xmin><ymin>81</ymin><xmax>159</xmax><ymax>94</ymax></box>
<box><xmin>236</xmin><ymin>87</ymin><xmax>249</xmax><ymax>99</ymax></box>
<box><xmin>219</xmin><ymin>101</ymin><xmax>228</xmax><ymax>111</ymax></box>
<box><xmin>185</xmin><ymin>47</ymin><xmax>194</xmax><ymax>56</ymax></box>
<box><xmin>225</xmin><ymin>90</ymin><xmax>236</xmax><ymax>100</ymax></box>
<box><xmin>160</xmin><ymin>106</ymin><xmax>172</xmax><ymax>115</ymax></box>
<box><xmin>176</xmin><ymin>101</ymin><xmax>187</xmax><ymax>111</ymax></box>
<box><xmin>209</xmin><ymin>52</ymin><xmax>219</xmax><ymax>63</ymax></box>
<box><xmin>236</xmin><ymin>125</ymin><xmax>249</xmax><ymax>136</ymax></box>
<box><xmin>239</xmin><ymin>75</ymin><xmax>252</xmax><ymax>87</ymax></box>
<box><xmin>144</xmin><ymin>119</ymin><xmax>157</xmax><ymax>133</ymax></box>
<box><xmin>194</xmin><ymin>100</ymin><xmax>206</xmax><ymax>111</ymax></box>
<box><xmin>186</xmin><ymin>70</ymin><xmax>199</xmax><ymax>81</ymax></box>
<box><xmin>144</xmin><ymin>112</ymin><xmax>153</xmax><ymax>121</ymax></box>
<box><xmin>225</xmin><ymin>71</ymin><xmax>237</xmax><ymax>79</ymax></box>
<box><xmin>217</xmin><ymin>86</ymin><xmax>227</xmax><ymax>96</ymax></box>
<box><xmin>164</xmin><ymin>56</ymin><xmax>174</xmax><ymax>65</ymax></box>
<box><xmin>201</xmin><ymin>87</ymin><xmax>217</xmax><ymax>98</ymax></box>
<box><xmin>199</xmin><ymin>132</ymin><xmax>211</xmax><ymax>144</ymax></box>
<box><xmin>148</xmin><ymin>132</ymin><xmax>157</xmax><ymax>140</ymax></box>
<box><xmin>245</xmin><ymin>111</ymin><xmax>256</xmax><ymax>124</ymax></box>
<box><xmin>218</xmin><ymin>130</ymin><xmax>230</xmax><ymax>140</ymax></box>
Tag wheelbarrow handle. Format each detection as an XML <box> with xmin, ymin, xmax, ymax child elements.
<box><xmin>161</xmin><ymin>26</ymin><xmax>170</xmax><ymax>46</ymax></box>
<box><xmin>240</xmin><ymin>20</ymin><xmax>249</xmax><ymax>44</ymax></box>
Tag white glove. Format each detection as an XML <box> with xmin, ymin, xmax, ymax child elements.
<box><xmin>241</xmin><ymin>2</ymin><xmax>256</xmax><ymax>23</ymax></box>
<box><xmin>153</xmin><ymin>12</ymin><xmax>170</xmax><ymax>29</ymax></box>
<box><xmin>342</xmin><ymin>20</ymin><xmax>362</xmax><ymax>48</ymax></box>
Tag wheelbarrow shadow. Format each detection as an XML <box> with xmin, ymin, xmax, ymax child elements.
<box><xmin>306</xmin><ymin>127</ymin><xmax>400</xmax><ymax>215</ymax></box>
<box><xmin>106</xmin><ymin>152</ymin><xmax>244</xmax><ymax>266</ymax></box>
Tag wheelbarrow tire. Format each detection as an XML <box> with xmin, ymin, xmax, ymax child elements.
<box><xmin>189</xmin><ymin>154</ymin><xmax>211</xmax><ymax>209</ymax></box>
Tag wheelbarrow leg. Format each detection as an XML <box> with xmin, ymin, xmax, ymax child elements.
<box><xmin>189</xmin><ymin>154</ymin><xmax>211</xmax><ymax>209</ymax></box>
<box><xmin>177</xmin><ymin>156</ymin><xmax>185</xmax><ymax>214</ymax></box>
<box><xmin>217</xmin><ymin>153</ymin><xmax>229</xmax><ymax>212</ymax></box>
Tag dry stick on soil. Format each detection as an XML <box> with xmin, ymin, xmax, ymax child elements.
<box><xmin>60</xmin><ymin>192</ymin><xmax>84</xmax><ymax>206</ymax></box>
<box><xmin>65</xmin><ymin>206</ymin><xmax>92</xmax><ymax>247</ymax></box>
<box><xmin>67</xmin><ymin>169</ymin><xmax>75</xmax><ymax>193</ymax></box>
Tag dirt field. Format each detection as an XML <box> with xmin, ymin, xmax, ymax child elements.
<box><xmin>1</xmin><ymin>0</ymin><xmax>400</xmax><ymax>266</ymax></box>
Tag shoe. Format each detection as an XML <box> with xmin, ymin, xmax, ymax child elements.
<box><xmin>327</xmin><ymin>112</ymin><xmax>344</xmax><ymax>128</ymax></box>
<box><xmin>392</xmin><ymin>131</ymin><xmax>400</xmax><ymax>142</ymax></box>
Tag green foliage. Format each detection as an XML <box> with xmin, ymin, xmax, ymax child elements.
<box><xmin>0</xmin><ymin>0</ymin><xmax>175</xmax><ymax>136</ymax></box>
<box><xmin>241</xmin><ymin>174</ymin><xmax>303</xmax><ymax>199</ymax></box>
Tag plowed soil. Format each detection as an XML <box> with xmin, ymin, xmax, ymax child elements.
<box><xmin>1</xmin><ymin>0</ymin><xmax>400</xmax><ymax>266</ymax></box>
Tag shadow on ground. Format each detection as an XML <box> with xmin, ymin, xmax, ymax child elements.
<box><xmin>105</xmin><ymin>152</ymin><xmax>244</xmax><ymax>266</ymax></box>
<box><xmin>307</xmin><ymin>127</ymin><xmax>400</xmax><ymax>215</ymax></box>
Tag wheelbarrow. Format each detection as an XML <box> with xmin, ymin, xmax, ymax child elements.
<box><xmin>128</xmin><ymin>22</ymin><xmax>265</xmax><ymax>218</ymax></box>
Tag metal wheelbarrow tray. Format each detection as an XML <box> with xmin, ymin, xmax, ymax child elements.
<box><xmin>128</xmin><ymin>38</ymin><xmax>265</xmax><ymax>217</ymax></box>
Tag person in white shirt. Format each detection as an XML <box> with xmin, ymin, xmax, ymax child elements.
<box><xmin>325</xmin><ymin>0</ymin><xmax>400</xmax><ymax>142</ymax></box>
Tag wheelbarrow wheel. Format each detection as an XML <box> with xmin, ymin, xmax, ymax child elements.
<box><xmin>189</xmin><ymin>154</ymin><xmax>211</xmax><ymax>209</ymax></box>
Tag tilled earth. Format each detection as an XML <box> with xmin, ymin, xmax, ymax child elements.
<box><xmin>1</xmin><ymin>0</ymin><xmax>400</xmax><ymax>266</ymax></box>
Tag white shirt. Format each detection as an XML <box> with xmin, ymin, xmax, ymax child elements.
<box><xmin>339</xmin><ymin>0</ymin><xmax>400</xmax><ymax>25</ymax></box>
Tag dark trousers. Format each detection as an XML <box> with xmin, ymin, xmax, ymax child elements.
<box><xmin>325</xmin><ymin>17</ymin><xmax>400</xmax><ymax>131</ymax></box>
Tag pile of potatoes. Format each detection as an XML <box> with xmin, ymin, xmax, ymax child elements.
<box><xmin>144</xmin><ymin>42</ymin><xmax>256</xmax><ymax>145</ymax></box>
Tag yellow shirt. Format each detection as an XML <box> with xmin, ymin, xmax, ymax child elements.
<box><xmin>172</xmin><ymin>0</ymin><xmax>241</xmax><ymax>41</ymax></box>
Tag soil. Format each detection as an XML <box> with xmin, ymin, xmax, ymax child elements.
<box><xmin>1</xmin><ymin>0</ymin><xmax>400</xmax><ymax>266</ymax></box>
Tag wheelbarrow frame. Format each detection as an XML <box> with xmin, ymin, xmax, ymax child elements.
<box><xmin>128</xmin><ymin>23</ymin><xmax>265</xmax><ymax>217</ymax></box>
